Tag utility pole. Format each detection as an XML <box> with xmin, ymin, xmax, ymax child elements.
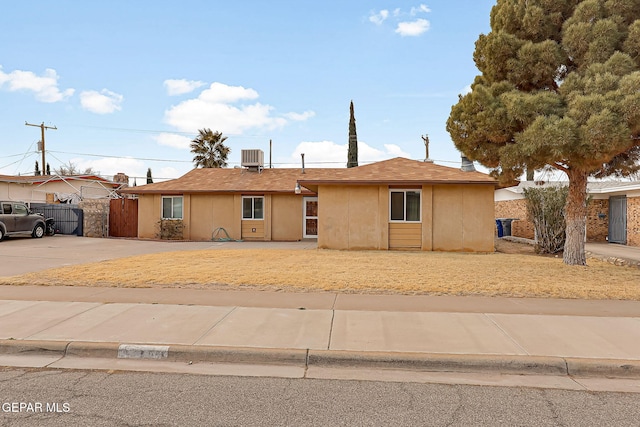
<box><xmin>25</xmin><ymin>121</ymin><xmax>57</xmax><ymax>174</ymax></box>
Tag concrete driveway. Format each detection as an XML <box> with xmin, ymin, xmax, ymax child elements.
<box><xmin>0</xmin><ymin>235</ymin><xmax>317</xmax><ymax>277</ymax></box>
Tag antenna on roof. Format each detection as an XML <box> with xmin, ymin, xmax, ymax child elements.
<box><xmin>421</xmin><ymin>134</ymin><xmax>433</xmax><ymax>163</ymax></box>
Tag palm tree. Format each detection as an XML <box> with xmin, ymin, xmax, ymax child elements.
<box><xmin>190</xmin><ymin>128</ymin><xmax>230</xmax><ymax>168</ymax></box>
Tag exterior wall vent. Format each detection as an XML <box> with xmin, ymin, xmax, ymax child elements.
<box><xmin>241</xmin><ymin>149</ymin><xmax>265</xmax><ymax>170</ymax></box>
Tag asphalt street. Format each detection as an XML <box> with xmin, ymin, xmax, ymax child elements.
<box><xmin>1</xmin><ymin>367</ymin><xmax>640</xmax><ymax>427</ymax></box>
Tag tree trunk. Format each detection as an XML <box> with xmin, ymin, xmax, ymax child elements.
<box><xmin>563</xmin><ymin>169</ymin><xmax>588</xmax><ymax>265</ymax></box>
<box><xmin>526</xmin><ymin>168</ymin><xmax>534</xmax><ymax>181</ymax></box>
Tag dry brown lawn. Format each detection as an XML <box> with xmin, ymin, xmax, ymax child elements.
<box><xmin>2</xmin><ymin>240</ymin><xmax>639</xmax><ymax>300</ymax></box>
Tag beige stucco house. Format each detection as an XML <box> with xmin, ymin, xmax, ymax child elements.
<box><xmin>121</xmin><ymin>157</ymin><xmax>497</xmax><ymax>252</ymax></box>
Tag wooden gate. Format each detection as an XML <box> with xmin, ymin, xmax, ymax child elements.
<box><xmin>109</xmin><ymin>198</ymin><xmax>138</xmax><ymax>237</ymax></box>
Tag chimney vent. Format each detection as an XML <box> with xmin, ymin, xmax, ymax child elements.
<box><xmin>461</xmin><ymin>156</ymin><xmax>476</xmax><ymax>172</ymax></box>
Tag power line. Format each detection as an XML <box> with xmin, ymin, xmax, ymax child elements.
<box><xmin>48</xmin><ymin>150</ymin><xmax>192</xmax><ymax>163</ymax></box>
<box><xmin>0</xmin><ymin>151</ymin><xmax>38</xmax><ymax>171</ymax></box>
<box><xmin>0</xmin><ymin>152</ymin><xmax>38</xmax><ymax>159</ymax></box>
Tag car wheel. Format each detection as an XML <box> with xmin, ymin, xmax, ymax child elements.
<box><xmin>0</xmin><ymin>227</ymin><xmax>4</xmax><ymax>241</ymax></box>
<box><xmin>32</xmin><ymin>224</ymin><xmax>45</xmax><ymax>238</ymax></box>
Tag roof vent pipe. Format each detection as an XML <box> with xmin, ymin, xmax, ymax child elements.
<box><xmin>461</xmin><ymin>155</ymin><xmax>476</xmax><ymax>172</ymax></box>
<box><xmin>301</xmin><ymin>153</ymin><xmax>305</xmax><ymax>174</ymax></box>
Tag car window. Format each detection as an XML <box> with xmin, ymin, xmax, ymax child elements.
<box><xmin>12</xmin><ymin>204</ymin><xmax>27</xmax><ymax>215</ymax></box>
<box><xmin>2</xmin><ymin>204</ymin><xmax>11</xmax><ymax>214</ymax></box>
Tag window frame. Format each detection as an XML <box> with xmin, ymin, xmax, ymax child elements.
<box><xmin>242</xmin><ymin>196</ymin><xmax>265</xmax><ymax>220</ymax></box>
<box><xmin>389</xmin><ymin>189</ymin><xmax>422</xmax><ymax>223</ymax></box>
<box><xmin>161</xmin><ymin>196</ymin><xmax>183</xmax><ymax>220</ymax></box>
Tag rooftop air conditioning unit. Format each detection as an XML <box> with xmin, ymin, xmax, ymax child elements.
<box><xmin>241</xmin><ymin>149</ymin><xmax>264</xmax><ymax>169</ymax></box>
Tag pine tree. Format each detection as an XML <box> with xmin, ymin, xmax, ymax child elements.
<box><xmin>447</xmin><ymin>0</ymin><xmax>640</xmax><ymax>265</ymax></box>
<box><xmin>146</xmin><ymin>168</ymin><xmax>153</xmax><ymax>184</ymax></box>
<box><xmin>34</xmin><ymin>161</ymin><xmax>41</xmax><ymax>176</ymax></box>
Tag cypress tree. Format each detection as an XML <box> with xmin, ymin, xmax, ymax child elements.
<box><xmin>347</xmin><ymin>101</ymin><xmax>358</xmax><ymax>168</ymax></box>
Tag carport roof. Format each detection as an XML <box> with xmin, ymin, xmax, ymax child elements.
<box><xmin>0</xmin><ymin>174</ymin><xmax>120</xmax><ymax>187</ymax></box>
<box><xmin>121</xmin><ymin>157</ymin><xmax>496</xmax><ymax>195</ymax></box>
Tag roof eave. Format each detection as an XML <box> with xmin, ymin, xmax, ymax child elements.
<box><xmin>119</xmin><ymin>189</ymin><xmax>316</xmax><ymax>195</ymax></box>
<box><xmin>297</xmin><ymin>180</ymin><xmax>498</xmax><ymax>186</ymax></box>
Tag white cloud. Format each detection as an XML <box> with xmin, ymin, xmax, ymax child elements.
<box><xmin>156</xmin><ymin>166</ymin><xmax>182</xmax><ymax>180</ymax></box>
<box><xmin>164</xmin><ymin>79</ymin><xmax>206</xmax><ymax>96</ymax></box>
<box><xmin>382</xmin><ymin>144</ymin><xmax>411</xmax><ymax>157</ymax></box>
<box><xmin>410</xmin><ymin>4</ymin><xmax>431</xmax><ymax>15</ymax></box>
<box><xmin>0</xmin><ymin>66</ymin><xmax>74</xmax><ymax>102</ymax></box>
<box><xmin>460</xmin><ymin>84</ymin><xmax>472</xmax><ymax>96</ymax></box>
<box><xmin>369</xmin><ymin>9</ymin><xmax>389</xmax><ymax>25</ymax></box>
<box><xmin>155</xmin><ymin>132</ymin><xmax>192</xmax><ymax>149</ymax></box>
<box><xmin>281</xmin><ymin>140</ymin><xmax>411</xmax><ymax>168</ymax></box>
<box><xmin>395</xmin><ymin>19</ymin><xmax>431</xmax><ymax>36</ymax></box>
<box><xmin>284</xmin><ymin>111</ymin><xmax>316</xmax><ymax>121</ymax></box>
<box><xmin>80</xmin><ymin>89</ymin><xmax>123</xmax><ymax>114</ymax></box>
<box><xmin>164</xmin><ymin>82</ymin><xmax>313</xmax><ymax>135</ymax></box>
<box><xmin>199</xmin><ymin>82</ymin><xmax>259</xmax><ymax>103</ymax></box>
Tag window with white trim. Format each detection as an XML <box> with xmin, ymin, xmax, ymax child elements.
<box><xmin>242</xmin><ymin>196</ymin><xmax>264</xmax><ymax>219</ymax></box>
<box><xmin>390</xmin><ymin>190</ymin><xmax>421</xmax><ymax>222</ymax></box>
<box><xmin>162</xmin><ymin>196</ymin><xmax>183</xmax><ymax>219</ymax></box>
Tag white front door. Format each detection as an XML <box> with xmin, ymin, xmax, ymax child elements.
<box><xmin>303</xmin><ymin>197</ymin><xmax>318</xmax><ymax>239</ymax></box>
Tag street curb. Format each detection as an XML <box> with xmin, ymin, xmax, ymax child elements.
<box><xmin>0</xmin><ymin>339</ymin><xmax>69</xmax><ymax>356</ymax></box>
<box><xmin>307</xmin><ymin>350</ymin><xmax>568</xmax><ymax>376</ymax></box>
<box><xmin>166</xmin><ymin>344</ymin><xmax>308</xmax><ymax>366</ymax></box>
<box><xmin>66</xmin><ymin>341</ymin><xmax>121</xmax><ymax>359</ymax></box>
<box><xmin>565</xmin><ymin>357</ymin><xmax>640</xmax><ymax>379</ymax></box>
<box><xmin>2</xmin><ymin>340</ymin><xmax>640</xmax><ymax>379</ymax></box>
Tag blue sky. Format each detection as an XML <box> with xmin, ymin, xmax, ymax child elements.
<box><xmin>1</xmin><ymin>1</ymin><xmax>494</xmax><ymax>183</ymax></box>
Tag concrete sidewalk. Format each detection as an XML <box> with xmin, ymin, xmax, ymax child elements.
<box><xmin>1</xmin><ymin>285</ymin><xmax>639</xmax><ymax>384</ymax></box>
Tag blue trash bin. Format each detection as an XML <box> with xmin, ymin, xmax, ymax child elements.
<box><xmin>495</xmin><ymin>219</ymin><xmax>504</xmax><ymax>238</ymax></box>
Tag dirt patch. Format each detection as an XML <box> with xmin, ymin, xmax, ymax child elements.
<box><xmin>2</xmin><ymin>246</ymin><xmax>639</xmax><ymax>300</ymax></box>
<box><xmin>494</xmin><ymin>238</ymin><xmax>536</xmax><ymax>255</ymax></box>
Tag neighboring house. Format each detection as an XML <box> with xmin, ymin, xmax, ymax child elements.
<box><xmin>495</xmin><ymin>181</ymin><xmax>640</xmax><ymax>247</ymax></box>
<box><xmin>121</xmin><ymin>155</ymin><xmax>498</xmax><ymax>252</ymax></box>
<box><xmin>0</xmin><ymin>174</ymin><xmax>122</xmax><ymax>204</ymax></box>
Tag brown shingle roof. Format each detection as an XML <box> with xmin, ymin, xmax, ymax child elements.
<box><xmin>121</xmin><ymin>158</ymin><xmax>496</xmax><ymax>195</ymax></box>
<box><xmin>120</xmin><ymin>167</ymin><xmax>339</xmax><ymax>195</ymax></box>
<box><xmin>298</xmin><ymin>158</ymin><xmax>497</xmax><ymax>186</ymax></box>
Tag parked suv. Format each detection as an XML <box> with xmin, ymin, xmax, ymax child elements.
<box><xmin>0</xmin><ymin>201</ymin><xmax>50</xmax><ymax>241</ymax></box>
